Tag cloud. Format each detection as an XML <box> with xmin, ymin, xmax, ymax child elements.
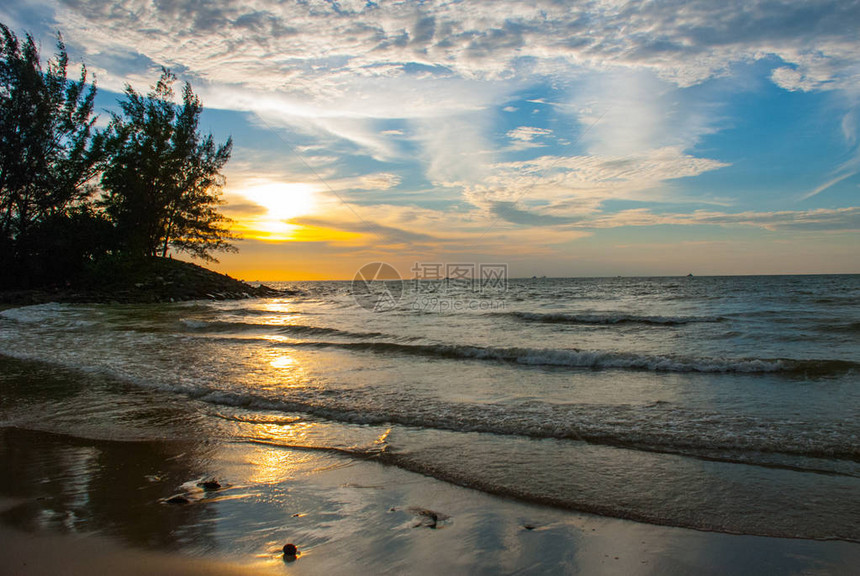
<box><xmin>464</xmin><ymin>147</ymin><xmax>730</xmax><ymax>213</ymax></box>
<box><xmin>291</xmin><ymin>216</ymin><xmax>439</xmax><ymax>246</ymax></box>
<box><xmin>477</xmin><ymin>203</ymin><xmax>860</xmax><ymax>234</ymax></box>
<box><xmin>800</xmin><ymin>171</ymin><xmax>858</xmax><ymax>201</ymax></box>
<box><xmin>591</xmin><ymin>206</ymin><xmax>860</xmax><ymax>232</ymax></box>
<box><xmin>771</xmin><ymin>66</ymin><xmax>825</xmax><ymax>92</ymax></box>
<box><xmin>45</xmin><ymin>1</ymin><xmax>860</xmax><ymax>100</ymax></box>
<box><xmin>841</xmin><ymin>109</ymin><xmax>857</xmax><ymax>145</ymax></box>
<box><xmin>506</xmin><ymin>126</ymin><xmax>552</xmax><ymax>142</ymax></box>
<box><xmin>489</xmin><ymin>201</ymin><xmax>582</xmax><ymax>226</ymax></box>
<box><xmin>416</xmin><ymin>112</ymin><xmax>496</xmax><ymax>186</ymax></box>
<box><xmin>15</xmin><ymin>0</ymin><xmax>853</xmax><ymax>192</ymax></box>
<box><xmin>568</xmin><ymin>69</ymin><xmax>728</xmax><ymax>157</ymax></box>
<box><xmin>15</xmin><ymin>0</ymin><xmax>857</xmax><ymax>261</ymax></box>
<box><xmin>330</xmin><ymin>172</ymin><xmax>402</xmax><ymax>192</ymax></box>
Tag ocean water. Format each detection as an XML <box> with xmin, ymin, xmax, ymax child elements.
<box><xmin>1</xmin><ymin>275</ymin><xmax>858</xmax><ymax>542</ymax></box>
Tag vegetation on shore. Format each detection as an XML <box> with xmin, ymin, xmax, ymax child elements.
<box><xmin>1</xmin><ymin>22</ymin><xmax>249</xmax><ymax>299</ymax></box>
<box><xmin>0</xmin><ymin>257</ymin><xmax>282</xmax><ymax>305</ymax></box>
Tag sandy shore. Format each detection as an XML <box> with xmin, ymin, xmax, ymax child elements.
<box><xmin>1</xmin><ymin>426</ymin><xmax>858</xmax><ymax>576</ymax></box>
<box><xmin>0</xmin><ymin>522</ymin><xmax>255</xmax><ymax>576</ymax></box>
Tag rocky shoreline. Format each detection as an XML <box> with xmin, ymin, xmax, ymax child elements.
<box><xmin>0</xmin><ymin>257</ymin><xmax>289</xmax><ymax>305</ymax></box>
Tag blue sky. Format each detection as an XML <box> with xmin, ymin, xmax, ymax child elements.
<box><xmin>4</xmin><ymin>0</ymin><xmax>859</xmax><ymax>279</ymax></box>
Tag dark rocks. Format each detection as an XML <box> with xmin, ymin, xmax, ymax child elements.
<box><xmin>0</xmin><ymin>257</ymin><xmax>293</xmax><ymax>305</ymax></box>
<box><xmin>282</xmin><ymin>543</ymin><xmax>298</xmax><ymax>559</ymax></box>
<box><xmin>197</xmin><ymin>480</ymin><xmax>221</xmax><ymax>491</ymax></box>
<box><xmin>419</xmin><ymin>511</ymin><xmax>438</xmax><ymax>529</ymax></box>
<box><xmin>407</xmin><ymin>507</ymin><xmax>449</xmax><ymax>529</ymax></box>
<box><xmin>164</xmin><ymin>494</ymin><xmax>190</xmax><ymax>505</ymax></box>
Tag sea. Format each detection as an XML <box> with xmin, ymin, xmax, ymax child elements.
<box><xmin>1</xmin><ymin>274</ymin><xmax>858</xmax><ymax>543</ymax></box>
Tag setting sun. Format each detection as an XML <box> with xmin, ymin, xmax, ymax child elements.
<box><xmin>237</xmin><ymin>181</ymin><xmax>318</xmax><ymax>240</ymax></box>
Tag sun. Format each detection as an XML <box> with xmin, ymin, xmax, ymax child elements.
<box><xmin>238</xmin><ymin>181</ymin><xmax>318</xmax><ymax>240</ymax></box>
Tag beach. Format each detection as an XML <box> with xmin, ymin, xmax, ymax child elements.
<box><xmin>1</xmin><ymin>275</ymin><xmax>859</xmax><ymax>573</ymax></box>
<box><xmin>2</xmin><ymin>426</ymin><xmax>859</xmax><ymax>576</ymax></box>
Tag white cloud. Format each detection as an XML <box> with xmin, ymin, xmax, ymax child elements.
<box><xmin>48</xmin><ymin>0</ymin><xmax>860</xmax><ymax>99</ymax></box>
<box><xmin>569</xmin><ymin>69</ymin><xmax>726</xmax><ymax>157</ymax></box>
<box><xmin>415</xmin><ymin>112</ymin><xmax>496</xmax><ymax>187</ymax></box>
<box><xmin>28</xmin><ymin>1</ymin><xmax>857</xmax><ymax>170</ymax></box>
<box><xmin>771</xmin><ymin>66</ymin><xmax>829</xmax><ymax>92</ymax></box>
<box><xmin>464</xmin><ymin>146</ymin><xmax>730</xmax><ymax>215</ymax></box>
<box><xmin>331</xmin><ymin>172</ymin><xmax>402</xmax><ymax>192</ymax></box>
<box><xmin>507</xmin><ymin>126</ymin><xmax>552</xmax><ymax>142</ymax></box>
<box><xmin>595</xmin><ymin>207</ymin><xmax>860</xmax><ymax>232</ymax></box>
<box><xmin>842</xmin><ymin>110</ymin><xmax>857</xmax><ymax>145</ymax></box>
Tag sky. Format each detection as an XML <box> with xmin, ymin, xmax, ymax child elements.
<box><xmin>3</xmin><ymin>0</ymin><xmax>860</xmax><ymax>279</ymax></box>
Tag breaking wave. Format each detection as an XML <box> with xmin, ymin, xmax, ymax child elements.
<box><xmin>502</xmin><ymin>311</ymin><xmax>724</xmax><ymax>326</ymax></box>
<box><xmin>277</xmin><ymin>340</ymin><xmax>859</xmax><ymax>376</ymax></box>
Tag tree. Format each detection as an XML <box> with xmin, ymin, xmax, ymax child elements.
<box><xmin>101</xmin><ymin>69</ymin><xmax>235</xmax><ymax>261</ymax></box>
<box><xmin>0</xmin><ymin>23</ymin><xmax>104</xmax><ymax>276</ymax></box>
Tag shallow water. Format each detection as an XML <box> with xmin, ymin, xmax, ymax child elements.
<box><xmin>1</xmin><ymin>275</ymin><xmax>858</xmax><ymax>542</ymax></box>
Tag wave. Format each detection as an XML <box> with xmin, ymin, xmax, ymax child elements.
<box><xmin>276</xmin><ymin>340</ymin><xmax>859</xmax><ymax>376</ymax></box>
<box><xmin>2</xmin><ymin>351</ymin><xmax>857</xmax><ymax>479</ymax></box>
<box><xmin>825</xmin><ymin>321</ymin><xmax>860</xmax><ymax>334</ymax></box>
<box><xmin>501</xmin><ymin>311</ymin><xmax>724</xmax><ymax>326</ymax></box>
<box><xmin>375</xmin><ymin>451</ymin><xmax>860</xmax><ymax>543</ymax></box>
<box><xmin>179</xmin><ymin>318</ymin><xmax>385</xmax><ymax>339</ymax></box>
<box><xmin>190</xmin><ymin>388</ymin><xmax>860</xmax><ymax>466</ymax></box>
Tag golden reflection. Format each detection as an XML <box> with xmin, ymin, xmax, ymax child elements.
<box><xmin>247</xmin><ymin>445</ymin><xmax>314</xmax><ymax>485</ymax></box>
<box><xmin>246</xmin><ymin>345</ymin><xmax>310</xmax><ymax>387</ymax></box>
<box><xmin>251</xmin><ymin>300</ymin><xmax>313</xmax><ymax>324</ymax></box>
<box><xmin>260</xmin><ymin>349</ymin><xmax>307</xmax><ymax>383</ymax></box>
<box><xmin>258</xmin><ymin>300</ymin><xmax>296</xmax><ymax>315</ymax></box>
<box><xmin>245</xmin><ymin>421</ymin><xmax>322</xmax><ymax>485</ymax></box>
<box><xmin>269</xmin><ymin>355</ymin><xmax>295</xmax><ymax>369</ymax></box>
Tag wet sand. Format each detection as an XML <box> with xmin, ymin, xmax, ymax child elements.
<box><xmin>1</xmin><ymin>426</ymin><xmax>858</xmax><ymax>576</ymax></box>
<box><xmin>0</xmin><ymin>522</ymin><xmax>253</xmax><ymax>576</ymax></box>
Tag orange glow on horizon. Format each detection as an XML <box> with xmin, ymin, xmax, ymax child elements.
<box><xmin>232</xmin><ymin>181</ymin><xmax>319</xmax><ymax>241</ymax></box>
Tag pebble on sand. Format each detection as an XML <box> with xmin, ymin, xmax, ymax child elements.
<box><xmin>283</xmin><ymin>543</ymin><xmax>298</xmax><ymax>558</ymax></box>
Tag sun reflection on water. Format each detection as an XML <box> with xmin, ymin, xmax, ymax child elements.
<box><xmin>269</xmin><ymin>355</ymin><xmax>295</xmax><ymax>370</ymax></box>
<box><xmin>248</xmin><ymin>346</ymin><xmax>309</xmax><ymax>389</ymax></box>
<box><xmin>245</xmin><ymin>421</ymin><xmax>321</xmax><ymax>485</ymax></box>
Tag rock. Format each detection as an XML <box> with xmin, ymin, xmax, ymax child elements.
<box><xmin>0</xmin><ymin>256</ymin><xmax>286</xmax><ymax>305</ymax></box>
<box><xmin>164</xmin><ymin>494</ymin><xmax>190</xmax><ymax>505</ymax></box>
<box><xmin>282</xmin><ymin>543</ymin><xmax>298</xmax><ymax>558</ymax></box>
<box><xmin>197</xmin><ymin>480</ymin><xmax>221</xmax><ymax>491</ymax></box>
<box><xmin>407</xmin><ymin>507</ymin><xmax>448</xmax><ymax>529</ymax></box>
<box><xmin>522</xmin><ymin>523</ymin><xmax>536</xmax><ymax>530</ymax></box>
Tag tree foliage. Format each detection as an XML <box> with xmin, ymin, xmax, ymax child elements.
<box><xmin>0</xmin><ymin>23</ymin><xmax>105</xmax><ymax>282</ymax></box>
<box><xmin>101</xmin><ymin>70</ymin><xmax>235</xmax><ymax>261</ymax></box>
<box><xmin>0</xmin><ymin>20</ymin><xmax>239</xmax><ymax>288</ymax></box>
